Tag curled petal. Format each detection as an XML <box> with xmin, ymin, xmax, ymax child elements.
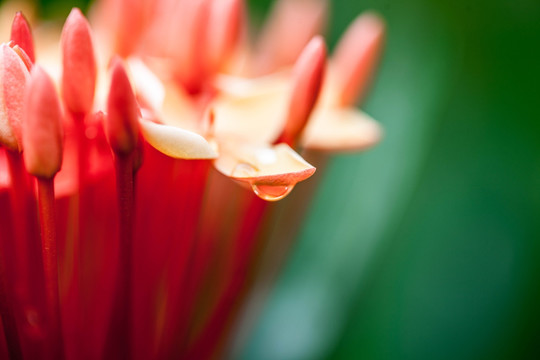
<box><xmin>214</xmin><ymin>141</ymin><xmax>315</xmax><ymax>201</ymax></box>
<box><xmin>23</xmin><ymin>66</ymin><xmax>64</xmax><ymax>178</ymax></box>
<box><xmin>61</xmin><ymin>8</ymin><xmax>97</xmax><ymax>115</ymax></box>
<box><xmin>106</xmin><ymin>58</ymin><xmax>140</xmax><ymax>155</ymax></box>
<box><xmin>0</xmin><ymin>44</ymin><xmax>29</xmax><ymax>151</ymax></box>
<box><xmin>301</xmin><ymin>107</ymin><xmax>382</xmax><ymax>151</ymax></box>
<box><xmin>10</xmin><ymin>12</ymin><xmax>35</xmax><ymax>63</ymax></box>
<box><xmin>332</xmin><ymin>12</ymin><xmax>386</xmax><ymax>106</ymax></box>
<box><xmin>139</xmin><ymin>119</ymin><xmax>217</xmax><ymax>159</ymax></box>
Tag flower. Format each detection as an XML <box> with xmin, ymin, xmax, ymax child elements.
<box><xmin>0</xmin><ymin>0</ymin><xmax>384</xmax><ymax>359</ymax></box>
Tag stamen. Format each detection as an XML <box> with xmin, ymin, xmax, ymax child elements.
<box><xmin>332</xmin><ymin>12</ymin><xmax>386</xmax><ymax>106</ymax></box>
<box><xmin>10</xmin><ymin>12</ymin><xmax>35</xmax><ymax>64</ymax></box>
<box><xmin>275</xmin><ymin>36</ymin><xmax>326</xmax><ymax>147</ymax></box>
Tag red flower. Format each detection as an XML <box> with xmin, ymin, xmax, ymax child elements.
<box><xmin>0</xmin><ymin>1</ymin><xmax>384</xmax><ymax>359</ymax></box>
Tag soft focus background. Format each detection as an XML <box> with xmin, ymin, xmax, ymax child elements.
<box><xmin>27</xmin><ymin>0</ymin><xmax>540</xmax><ymax>358</ymax></box>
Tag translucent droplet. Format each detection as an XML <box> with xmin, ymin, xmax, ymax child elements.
<box><xmin>252</xmin><ymin>184</ymin><xmax>294</xmax><ymax>201</ymax></box>
<box><xmin>232</xmin><ymin>162</ymin><xmax>257</xmax><ymax>177</ymax></box>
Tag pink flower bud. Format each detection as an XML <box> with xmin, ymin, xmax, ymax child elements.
<box><xmin>332</xmin><ymin>12</ymin><xmax>386</xmax><ymax>106</ymax></box>
<box><xmin>23</xmin><ymin>66</ymin><xmax>64</xmax><ymax>178</ymax></box>
<box><xmin>0</xmin><ymin>44</ymin><xmax>29</xmax><ymax>151</ymax></box>
<box><xmin>105</xmin><ymin>58</ymin><xmax>140</xmax><ymax>155</ymax></box>
<box><xmin>277</xmin><ymin>36</ymin><xmax>326</xmax><ymax>146</ymax></box>
<box><xmin>61</xmin><ymin>8</ymin><xmax>97</xmax><ymax>116</ymax></box>
<box><xmin>10</xmin><ymin>12</ymin><xmax>35</xmax><ymax>64</ymax></box>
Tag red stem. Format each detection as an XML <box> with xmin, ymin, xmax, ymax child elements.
<box><xmin>186</xmin><ymin>194</ymin><xmax>268</xmax><ymax>359</ymax></box>
<box><xmin>37</xmin><ymin>177</ymin><xmax>65</xmax><ymax>360</ymax></box>
<box><xmin>5</xmin><ymin>150</ymin><xmax>45</xmax><ymax>359</ymax></box>
<box><xmin>103</xmin><ymin>153</ymin><xmax>134</xmax><ymax>359</ymax></box>
<box><xmin>0</xmin><ymin>251</ymin><xmax>23</xmax><ymax>360</ymax></box>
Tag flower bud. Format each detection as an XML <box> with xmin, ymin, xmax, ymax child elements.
<box><xmin>105</xmin><ymin>58</ymin><xmax>140</xmax><ymax>155</ymax></box>
<box><xmin>0</xmin><ymin>44</ymin><xmax>29</xmax><ymax>151</ymax></box>
<box><xmin>277</xmin><ymin>36</ymin><xmax>326</xmax><ymax>146</ymax></box>
<box><xmin>61</xmin><ymin>8</ymin><xmax>97</xmax><ymax>116</ymax></box>
<box><xmin>332</xmin><ymin>12</ymin><xmax>385</xmax><ymax>106</ymax></box>
<box><xmin>10</xmin><ymin>12</ymin><xmax>35</xmax><ymax>64</ymax></box>
<box><xmin>23</xmin><ymin>66</ymin><xmax>64</xmax><ymax>178</ymax></box>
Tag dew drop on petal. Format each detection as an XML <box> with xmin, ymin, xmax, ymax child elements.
<box><xmin>251</xmin><ymin>183</ymin><xmax>294</xmax><ymax>201</ymax></box>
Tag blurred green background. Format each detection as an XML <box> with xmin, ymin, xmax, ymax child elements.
<box><xmin>28</xmin><ymin>0</ymin><xmax>540</xmax><ymax>358</ymax></box>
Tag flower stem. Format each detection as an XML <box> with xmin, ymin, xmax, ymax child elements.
<box><xmin>0</xmin><ymin>252</ymin><xmax>23</xmax><ymax>360</ymax></box>
<box><xmin>104</xmin><ymin>153</ymin><xmax>134</xmax><ymax>359</ymax></box>
<box><xmin>37</xmin><ymin>177</ymin><xmax>65</xmax><ymax>360</ymax></box>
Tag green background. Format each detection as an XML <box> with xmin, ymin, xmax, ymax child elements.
<box><xmin>30</xmin><ymin>0</ymin><xmax>540</xmax><ymax>358</ymax></box>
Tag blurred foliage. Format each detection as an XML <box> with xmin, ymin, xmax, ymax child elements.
<box><xmin>243</xmin><ymin>0</ymin><xmax>540</xmax><ymax>359</ymax></box>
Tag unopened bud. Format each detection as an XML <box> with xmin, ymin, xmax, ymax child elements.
<box><xmin>105</xmin><ymin>58</ymin><xmax>140</xmax><ymax>155</ymax></box>
<box><xmin>277</xmin><ymin>36</ymin><xmax>326</xmax><ymax>146</ymax></box>
<box><xmin>0</xmin><ymin>44</ymin><xmax>30</xmax><ymax>151</ymax></box>
<box><xmin>332</xmin><ymin>12</ymin><xmax>385</xmax><ymax>106</ymax></box>
<box><xmin>10</xmin><ymin>12</ymin><xmax>35</xmax><ymax>64</ymax></box>
<box><xmin>61</xmin><ymin>8</ymin><xmax>97</xmax><ymax>116</ymax></box>
<box><xmin>23</xmin><ymin>66</ymin><xmax>64</xmax><ymax>178</ymax></box>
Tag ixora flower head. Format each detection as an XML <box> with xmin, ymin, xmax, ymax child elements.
<box><xmin>0</xmin><ymin>0</ymin><xmax>385</xmax><ymax>359</ymax></box>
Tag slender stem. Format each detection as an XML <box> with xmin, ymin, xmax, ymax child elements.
<box><xmin>104</xmin><ymin>153</ymin><xmax>134</xmax><ymax>359</ymax></box>
<box><xmin>37</xmin><ymin>177</ymin><xmax>65</xmax><ymax>360</ymax></box>
<box><xmin>185</xmin><ymin>194</ymin><xmax>268</xmax><ymax>359</ymax></box>
<box><xmin>5</xmin><ymin>150</ymin><xmax>45</xmax><ymax>359</ymax></box>
<box><xmin>0</xmin><ymin>251</ymin><xmax>23</xmax><ymax>360</ymax></box>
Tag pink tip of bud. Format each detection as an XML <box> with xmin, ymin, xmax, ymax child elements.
<box><xmin>23</xmin><ymin>66</ymin><xmax>64</xmax><ymax>178</ymax></box>
<box><xmin>0</xmin><ymin>44</ymin><xmax>30</xmax><ymax>151</ymax></box>
<box><xmin>10</xmin><ymin>12</ymin><xmax>35</xmax><ymax>64</ymax></box>
<box><xmin>61</xmin><ymin>8</ymin><xmax>97</xmax><ymax>116</ymax></box>
<box><xmin>332</xmin><ymin>12</ymin><xmax>386</xmax><ymax>106</ymax></box>
<box><xmin>106</xmin><ymin>57</ymin><xmax>140</xmax><ymax>155</ymax></box>
<box><xmin>277</xmin><ymin>36</ymin><xmax>326</xmax><ymax>146</ymax></box>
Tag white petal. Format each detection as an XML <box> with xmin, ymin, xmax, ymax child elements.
<box><xmin>139</xmin><ymin>118</ymin><xmax>217</xmax><ymax>159</ymax></box>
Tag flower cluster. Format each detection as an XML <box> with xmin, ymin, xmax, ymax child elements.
<box><xmin>0</xmin><ymin>0</ymin><xmax>384</xmax><ymax>359</ymax></box>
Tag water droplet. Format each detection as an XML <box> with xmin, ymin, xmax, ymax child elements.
<box><xmin>232</xmin><ymin>162</ymin><xmax>257</xmax><ymax>177</ymax></box>
<box><xmin>251</xmin><ymin>184</ymin><xmax>294</xmax><ymax>201</ymax></box>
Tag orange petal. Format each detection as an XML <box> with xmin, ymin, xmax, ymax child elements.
<box><xmin>61</xmin><ymin>8</ymin><xmax>97</xmax><ymax>115</ymax></box>
<box><xmin>22</xmin><ymin>66</ymin><xmax>64</xmax><ymax>178</ymax></box>
<box><xmin>331</xmin><ymin>12</ymin><xmax>385</xmax><ymax>106</ymax></box>
<box><xmin>0</xmin><ymin>43</ymin><xmax>29</xmax><ymax>151</ymax></box>
<box><xmin>301</xmin><ymin>107</ymin><xmax>382</xmax><ymax>151</ymax></box>
<box><xmin>214</xmin><ymin>141</ymin><xmax>316</xmax><ymax>201</ymax></box>
<box><xmin>10</xmin><ymin>12</ymin><xmax>35</xmax><ymax>63</ymax></box>
<box><xmin>106</xmin><ymin>57</ymin><xmax>140</xmax><ymax>155</ymax></box>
